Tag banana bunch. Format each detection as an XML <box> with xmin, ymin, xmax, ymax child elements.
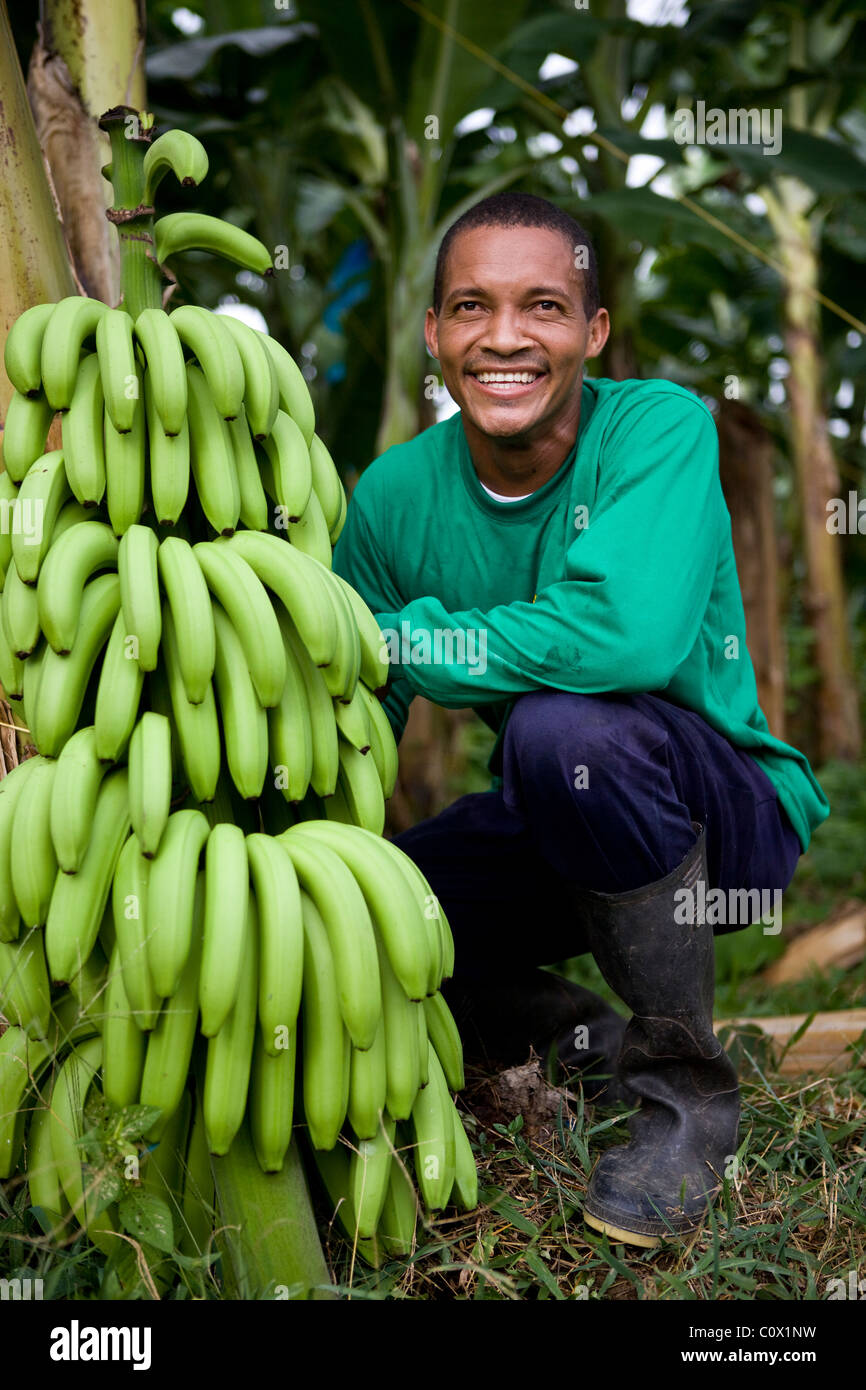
<box><xmin>0</xmin><ymin>117</ymin><xmax>478</xmax><ymax>1278</ymax></box>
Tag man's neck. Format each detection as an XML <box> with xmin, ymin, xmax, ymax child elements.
<box><xmin>462</xmin><ymin>395</ymin><xmax>582</xmax><ymax>498</ymax></box>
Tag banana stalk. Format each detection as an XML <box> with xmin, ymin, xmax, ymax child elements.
<box><xmin>209</xmin><ymin>1121</ymin><xmax>335</xmax><ymax>1301</ymax></box>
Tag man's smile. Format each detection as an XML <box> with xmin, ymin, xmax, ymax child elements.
<box><xmin>465</xmin><ymin>367</ymin><xmax>547</xmax><ymax>398</ymax></box>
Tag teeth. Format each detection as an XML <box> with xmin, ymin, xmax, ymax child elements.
<box><xmin>475</xmin><ymin>372</ymin><xmax>539</xmax><ymax>384</ymax></box>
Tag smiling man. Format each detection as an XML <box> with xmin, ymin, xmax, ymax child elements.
<box><xmin>332</xmin><ymin>192</ymin><xmax>829</xmax><ymax>1248</ymax></box>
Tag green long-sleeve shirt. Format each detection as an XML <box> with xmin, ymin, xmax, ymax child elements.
<box><xmin>332</xmin><ymin>375</ymin><xmax>830</xmax><ymax>853</ymax></box>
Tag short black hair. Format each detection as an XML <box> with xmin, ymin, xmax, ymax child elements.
<box><xmin>432</xmin><ymin>192</ymin><xmax>600</xmax><ymax>319</ymax></box>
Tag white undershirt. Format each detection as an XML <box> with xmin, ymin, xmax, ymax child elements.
<box><xmin>479</xmin><ymin>482</ymin><xmax>532</xmax><ymax>503</ymax></box>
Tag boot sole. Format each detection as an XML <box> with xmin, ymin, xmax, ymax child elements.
<box><xmin>583</xmin><ymin>1211</ymin><xmax>661</xmax><ymax>1249</ymax></box>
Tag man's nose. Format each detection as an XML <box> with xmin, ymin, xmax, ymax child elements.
<box><xmin>477</xmin><ymin>308</ymin><xmax>536</xmax><ymax>356</ymax></box>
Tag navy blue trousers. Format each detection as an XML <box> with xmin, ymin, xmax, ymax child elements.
<box><xmin>392</xmin><ymin>690</ymin><xmax>803</xmax><ymax>984</ymax></box>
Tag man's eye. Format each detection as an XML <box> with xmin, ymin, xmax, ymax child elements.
<box><xmin>457</xmin><ymin>301</ymin><xmax>480</xmax><ymax>311</ymax></box>
<box><xmin>536</xmin><ymin>301</ymin><xmax>558</xmax><ymax>311</ymax></box>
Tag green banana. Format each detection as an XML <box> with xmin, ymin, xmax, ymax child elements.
<box><xmin>3</xmin><ymin>302</ymin><xmax>55</xmax><ymax>398</ymax></box>
<box><xmin>157</xmin><ymin>535</ymin><xmax>215</xmax><ymax>704</ymax></box>
<box><xmin>144</xmin><ymin>365</ymin><xmax>190</xmax><ymax>521</ymax></box>
<box><xmin>199</xmin><ymin>822</ymin><xmax>248</xmax><ymax>1037</ymax></box>
<box><xmin>185</xmin><ymin>362</ymin><xmax>241</xmax><ymax>535</ymax></box>
<box><xmin>227</xmin><ymin>410</ymin><xmax>269</xmax><ymax>531</ymax></box>
<box><xmin>211</xmin><ymin>602</ymin><xmax>268</xmax><ymax>801</ymax></box>
<box><xmin>331</xmin><ymin>572</ymin><xmax>391</xmax><ymax>692</ymax></box>
<box><xmin>135</xmin><ymin>307</ymin><xmax>188</xmax><ymax>437</ymax></box>
<box><xmin>66</xmin><ymin>938</ymin><xmax>108</xmax><ymax>1029</ymax></box>
<box><xmin>357</xmin><ymin>682</ymin><xmax>398</xmax><ymax>798</ymax></box>
<box><xmin>95</xmin><ymin>306</ymin><xmax>139</xmax><ymax>434</ymax></box>
<box><xmin>10</xmin><ymin>756</ymin><xmax>57</xmax><ymax>926</ymax></box>
<box><xmin>26</xmin><ymin>1076</ymin><xmax>69</xmax><ymax>1233</ymax></box>
<box><xmin>260</xmin><ymin>334</ymin><xmax>315</xmax><ymax>447</ymax></box>
<box><xmin>3</xmin><ymin>559</ymin><xmax>42</xmax><ymax>657</ymax></box>
<box><xmin>245</xmin><ymin>832</ymin><xmax>304</xmax><ymax>1055</ymax></box>
<box><xmin>11</xmin><ymin>448</ymin><xmax>71</xmax><ymax>583</ymax></box>
<box><xmin>139</xmin><ymin>872</ymin><xmax>204</xmax><ymax>1139</ymax></box>
<box><xmin>102</xmin><ymin>944</ymin><xmax>146</xmax><ymax>1107</ymax></box>
<box><xmin>299</xmin><ymin>888</ymin><xmax>350</xmax><ymax>1151</ymax></box>
<box><xmin>288</xmin><ymin>486</ymin><xmax>332</xmax><ymax>568</ymax></box>
<box><xmin>171</xmin><ymin>305</ymin><xmax>245</xmax><ymax>421</ymax></box>
<box><xmin>37</xmin><ymin>520</ymin><xmax>118</xmax><ymax>654</ymax></box>
<box><xmin>0</xmin><ymin>929</ymin><xmax>52</xmax><ymax>1038</ymax></box>
<box><xmin>219</xmin><ymin>316</ymin><xmax>279</xmax><ymax>441</ymax></box>
<box><xmin>0</xmin><ymin>617</ymin><xmax>24</xmax><ymax>701</ymax></box>
<box><xmin>351</xmin><ymin>1115</ymin><xmax>396</xmax><ymax>1239</ymax></box>
<box><xmin>159</xmin><ymin>608</ymin><xmax>220</xmax><ymax>802</ymax></box>
<box><xmin>194</xmin><ymin>541</ymin><xmax>285</xmax><ymax>707</ymax></box>
<box><xmin>347</xmin><ymin>1015</ymin><xmax>387</xmax><ymax>1141</ymax></box>
<box><xmin>21</xmin><ymin>633</ymin><xmax>47</xmax><ymax>741</ymax></box>
<box><xmin>288</xmin><ymin>819</ymin><xmax>430</xmax><ymax>1003</ymax></box>
<box><xmin>47</xmin><ymin>1037</ymin><xmax>108</xmax><ymax>1236</ymax></box>
<box><xmin>411</xmin><ymin>1042</ymin><xmax>456</xmax><ymax>1212</ymax></box>
<box><xmin>1</xmin><ymin>392</ymin><xmax>55</xmax><ymax>482</ymax></box>
<box><xmin>104</xmin><ymin>360</ymin><xmax>145</xmax><ymax>534</ymax></box>
<box><xmin>280</xmin><ymin>830</ymin><xmax>381</xmax><ymax>1051</ymax></box>
<box><xmin>62</xmin><ymin>353</ymin><xmax>106</xmax><ymax>506</ymax></box>
<box><xmin>261</xmin><ymin>408</ymin><xmax>313</xmax><ymax>522</ymax></box>
<box><xmin>378</xmin><ymin>932</ymin><xmax>421</xmax><ymax>1123</ymax></box>
<box><xmin>127</xmin><ymin>711</ymin><xmax>171</xmax><ymax>859</ymax></box>
<box><xmin>423</xmin><ymin>992</ymin><xmax>465</xmax><ymax>1092</ymax></box>
<box><xmin>308</xmin><ymin>433</ymin><xmax>346</xmax><ymax>535</ymax></box>
<box><xmin>225</xmin><ymin>529</ymin><xmax>337</xmax><ymax>670</ymax></box>
<box><xmin>93</xmin><ymin>609</ymin><xmax>145</xmax><ymax>761</ymax></box>
<box><xmin>378</xmin><ymin>1151</ymin><xmax>418</xmax><ymax>1257</ymax></box>
<box><xmin>44</xmin><ymin>768</ymin><xmax>130</xmax><ymax>984</ymax></box>
<box><xmin>318</xmin><ymin>568</ymin><xmax>361</xmax><ymax>701</ymax></box>
<box><xmin>249</xmin><ymin>1029</ymin><xmax>296</xmax><ymax>1174</ymax></box>
<box><xmin>33</xmin><ymin>572</ymin><xmax>120</xmax><ymax>757</ymax></box>
<box><xmin>143</xmin><ymin>129</ymin><xmax>209</xmax><ymax>203</ymax></box>
<box><xmin>0</xmin><ymin>468</ymin><xmax>19</xmax><ymax>583</ymax></box>
<box><xmin>40</xmin><ymin>296</ymin><xmax>108</xmax><ymax>410</ymax></box>
<box><xmin>146</xmin><ymin>807</ymin><xmax>210</xmax><ymax>999</ymax></box>
<box><xmin>118</xmin><ymin>524</ymin><xmax>162</xmax><ymax>671</ymax></box>
<box><xmin>49</xmin><ymin>726</ymin><xmax>109</xmax><ymax>874</ymax></box>
<box><xmin>268</xmin><ymin>607</ymin><xmax>314</xmax><ymax>803</ymax></box>
<box><xmin>328</xmin><ymin>487</ymin><xmax>347</xmax><ymax>545</ymax></box>
<box><xmin>155</xmin><ymin>212</ymin><xmax>273</xmax><ymax>277</ymax></box>
<box><xmin>203</xmin><ymin>892</ymin><xmax>259</xmax><ymax>1156</ymax></box>
<box><xmin>278</xmin><ymin>610</ymin><xmax>339</xmax><ymax>798</ymax></box>
<box><xmin>111</xmin><ymin>833</ymin><xmax>160</xmax><ymax>1029</ymax></box>
<box><xmin>0</xmin><ymin>755</ymin><xmax>45</xmax><ymax>940</ymax></box>
<box><xmin>334</xmin><ymin>692</ymin><xmax>371</xmax><ymax>754</ymax></box>
<box><xmin>337</xmin><ymin>737</ymin><xmax>386</xmax><ymax>835</ymax></box>
<box><xmin>450</xmin><ymin>1102</ymin><xmax>478</xmax><ymax>1211</ymax></box>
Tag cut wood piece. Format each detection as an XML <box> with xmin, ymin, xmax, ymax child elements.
<box><xmin>762</xmin><ymin>901</ymin><xmax>866</xmax><ymax>984</ymax></box>
<box><xmin>717</xmin><ymin>1009</ymin><xmax>866</xmax><ymax>1076</ymax></box>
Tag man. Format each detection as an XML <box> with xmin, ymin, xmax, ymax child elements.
<box><xmin>332</xmin><ymin>192</ymin><xmax>830</xmax><ymax>1248</ymax></box>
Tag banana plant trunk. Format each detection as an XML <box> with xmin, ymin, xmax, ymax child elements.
<box><xmin>27</xmin><ymin>0</ymin><xmax>147</xmax><ymax>305</ymax></box>
<box><xmin>763</xmin><ymin>177</ymin><xmax>861</xmax><ymax>763</ymax></box>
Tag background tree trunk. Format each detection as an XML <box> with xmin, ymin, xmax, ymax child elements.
<box><xmin>717</xmin><ymin>397</ymin><xmax>786</xmax><ymax>738</ymax></box>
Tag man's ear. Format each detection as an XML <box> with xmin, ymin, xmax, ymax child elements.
<box><xmin>424</xmin><ymin>306</ymin><xmax>440</xmax><ymax>360</ymax></box>
<box><xmin>584</xmin><ymin>307</ymin><xmax>610</xmax><ymax>361</ymax></box>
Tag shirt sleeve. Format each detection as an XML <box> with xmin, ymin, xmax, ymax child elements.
<box><xmin>331</xmin><ymin>479</ymin><xmax>415</xmax><ymax>744</ymax></box>
<box><xmin>392</xmin><ymin>394</ymin><xmax>725</xmax><ymax>708</ymax></box>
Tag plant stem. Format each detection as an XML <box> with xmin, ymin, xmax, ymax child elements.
<box><xmin>99</xmin><ymin>106</ymin><xmax>163</xmax><ymax>318</ymax></box>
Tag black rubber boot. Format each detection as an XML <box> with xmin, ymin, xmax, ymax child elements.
<box><xmin>442</xmin><ymin>969</ymin><xmax>628</xmax><ymax>1103</ymax></box>
<box><xmin>574</xmin><ymin>822</ymin><xmax>741</xmax><ymax>1247</ymax></box>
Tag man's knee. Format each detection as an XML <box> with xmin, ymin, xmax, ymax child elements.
<box><xmin>505</xmin><ymin>689</ymin><xmax>636</xmax><ymax>778</ymax></box>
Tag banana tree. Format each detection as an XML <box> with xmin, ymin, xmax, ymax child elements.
<box><xmin>0</xmin><ymin>0</ymin><xmax>331</xmax><ymax>1296</ymax></box>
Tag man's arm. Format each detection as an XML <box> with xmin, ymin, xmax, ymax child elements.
<box><xmin>331</xmin><ymin>482</ymin><xmax>415</xmax><ymax>743</ymax></box>
<box><xmin>386</xmin><ymin>394</ymin><xmax>725</xmax><ymax>707</ymax></box>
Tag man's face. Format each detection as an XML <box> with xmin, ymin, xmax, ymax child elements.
<box><xmin>425</xmin><ymin>224</ymin><xmax>609</xmax><ymax>444</ymax></box>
